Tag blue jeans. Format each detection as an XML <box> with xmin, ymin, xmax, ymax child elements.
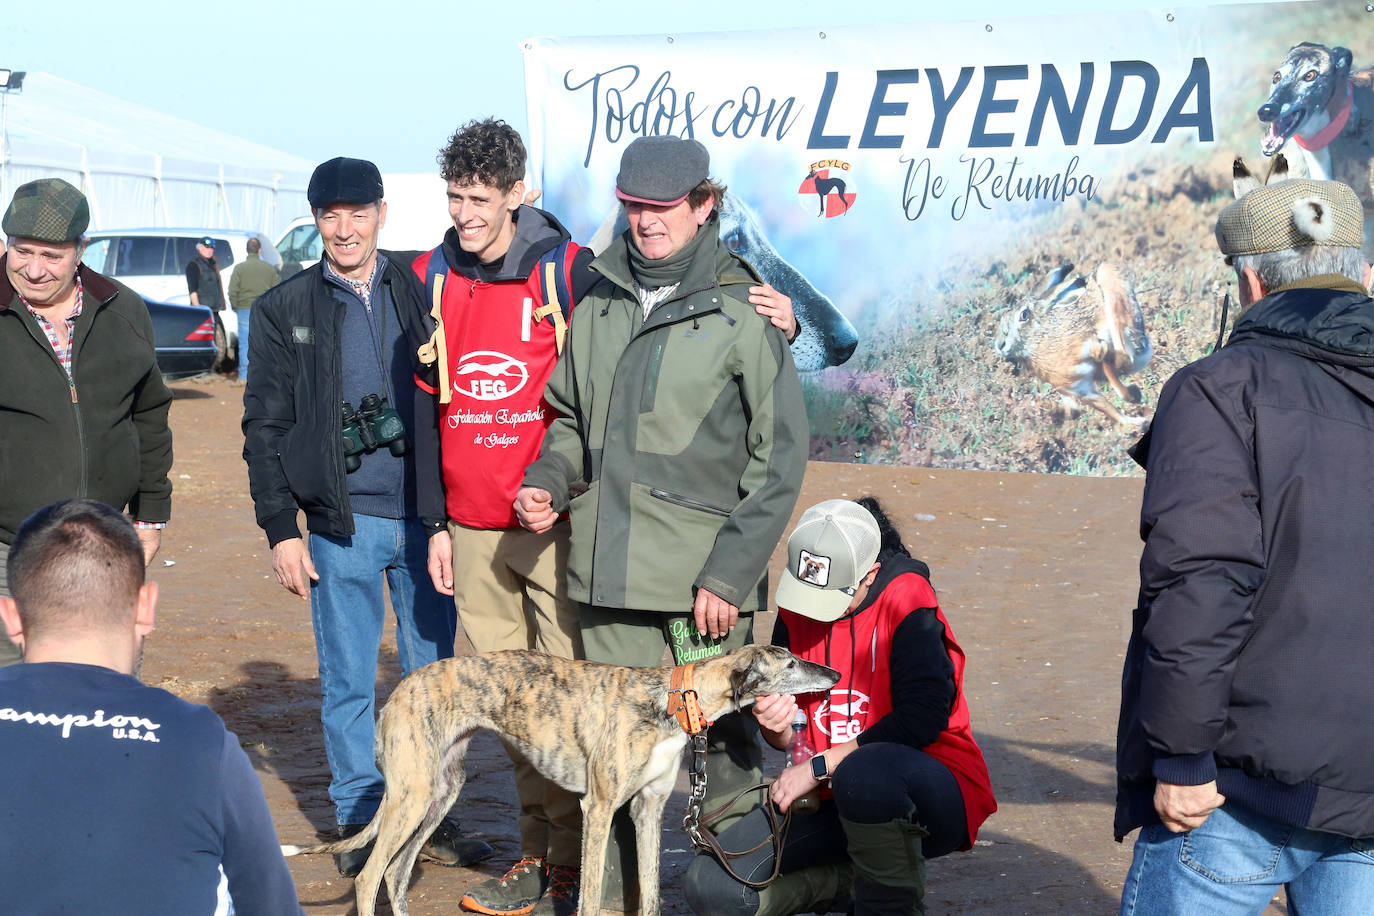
<box><xmin>235</xmin><ymin>308</ymin><xmax>251</xmax><ymax>380</ymax></box>
<box><xmin>309</xmin><ymin>514</ymin><xmax>456</xmax><ymax>825</ymax></box>
<box><xmin>1121</xmin><ymin>802</ymin><xmax>1374</xmax><ymax>915</ymax></box>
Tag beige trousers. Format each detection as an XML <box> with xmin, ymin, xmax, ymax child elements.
<box><xmin>450</xmin><ymin>520</ymin><xmax>583</xmax><ymax>866</ymax></box>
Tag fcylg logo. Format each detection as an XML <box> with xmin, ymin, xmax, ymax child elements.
<box><xmin>798</xmin><ymin>160</ymin><xmax>857</xmax><ymax>218</ymax></box>
<box><xmin>815</xmin><ymin>688</ymin><xmax>870</xmax><ymax>742</ymax></box>
<box><xmin>453</xmin><ymin>350</ymin><xmax>529</xmax><ymax>401</ymax></box>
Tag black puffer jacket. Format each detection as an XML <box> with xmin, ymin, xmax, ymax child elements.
<box><xmin>241</xmin><ymin>254</ymin><xmax>442</xmax><ymax>546</ymax></box>
<box><xmin>1116</xmin><ymin>276</ymin><xmax>1374</xmax><ymax>840</ymax></box>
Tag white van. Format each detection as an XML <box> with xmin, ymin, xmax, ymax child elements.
<box><xmin>82</xmin><ymin>228</ymin><xmax>282</xmax><ymax>360</ymax></box>
<box><xmin>275</xmin><ymin>215</ymin><xmax>321</xmax><ymax>277</ymax></box>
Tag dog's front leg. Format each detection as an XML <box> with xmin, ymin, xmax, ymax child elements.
<box><xmin>629</xmin><ymin>789</ymin><xmax>672</xmax><ymax>916</ymax></box>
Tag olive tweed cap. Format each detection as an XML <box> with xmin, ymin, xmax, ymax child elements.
<box><xmin>1215</xmin><ymin>178</ymin><xmax>1363</xmax><ymax>257</ymax></box>
<box><xmin>2</xmin><ymin>178</ymin><xmax>90</xmax><ymax>243</ymax></box>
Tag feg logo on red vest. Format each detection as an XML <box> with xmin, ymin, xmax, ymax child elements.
<box><xmin>453</xmin><ymin>350</ymin><xmax>530</xmax><ymax>401</ymax></box>
<box><xmin>814</xmin><ymin>688</ymin><xmax>870</xmax><ymax>742</ymax></box>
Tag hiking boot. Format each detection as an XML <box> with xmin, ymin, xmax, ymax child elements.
<box><xmin>460</xmin><ymin>856</ymin><xmax>549</xmax><ymax>915</ymax></box>
<box><xmin>423</xmin><ymin>816</ymin><xmax>495</xmax><ymax>867</ymax></box>
<box><xmin>336</xmin><ymin>823</ymin><xmax>373</xmax><ymax>878</ymax></box>
<box><xmin>529</xmin><ymin>864</ymin><xmax>578</xmax><ymax>916</ymax></box>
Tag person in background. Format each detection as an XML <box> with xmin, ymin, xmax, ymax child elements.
<box><xmin>186</xmin><ymin>235</ymin><xmax>225</xmax><ymax>311</ymax></box>
<box><xmin>685</xmin><ymin>497</ymin><xmax>996</xmax><ymax>916</ymax></box>
<box><xmin>0</xmin><ymin>499</ymin><xmax>304</xmax><ymax>915</ymax></box>
<box><xmin>226</xmin><ymin>235</ymin><xmax>279</xmax><ymax>385</ymax></box>
<box><xmin>0</xmin><ymin>177</ymin><xmax>173</xmax><ymax>668</ymax></box>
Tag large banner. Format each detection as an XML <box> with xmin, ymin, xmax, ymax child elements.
<box><xmin>523</xmin><ymin>0</ymin><xmax>1373</xmax><ymax>475</ymax></box>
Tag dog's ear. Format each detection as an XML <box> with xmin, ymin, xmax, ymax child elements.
<box><xmin>1233</xmin><ymin>156</ymin><xmax>1260</xmax><ymax>198</ymax></box>
<box><xmin>729</xmin><ymin>649</ymin><xmax>767</xmax><ymax>701</ymax></box>
<box><xmin>1333</xmin><ymin>47</ymin><xmax>1353</xmax><ymax>81</ymax></box>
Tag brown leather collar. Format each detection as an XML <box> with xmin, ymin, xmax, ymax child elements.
<box><xmin>668</xmin><ymin>664</ymin><xmax>710</xmax><ymax>735</ymax></box>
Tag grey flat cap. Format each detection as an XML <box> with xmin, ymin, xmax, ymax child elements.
<box><xmin>3</xmin><ymin>178</ymin><xmax>90</xmax><ymax>243</ymax></box>
<box><xmin>615</xmin><ymin>136</ymin><xmax>709</xmax><ymax>206</ymax></box>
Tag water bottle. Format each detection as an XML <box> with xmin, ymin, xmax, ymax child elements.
<box><xmin>787</xmin><ymin>710</ymin><xmax>820</xmax><ymax>814</ymax></box>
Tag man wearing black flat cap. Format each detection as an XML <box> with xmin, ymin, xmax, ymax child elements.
<box><xmin>242</xmin><ymin>156</ymin><xmax>492</xmax><ymax>877</ymax></box>
<box><xmin>0</xmin><ymin>177</ymin><xmax>173</xmax><ymax>667</ymax></box>
<box><xmin>515</xmin><ymin>136</ymin><xmax>809</xmax><ymax>912</ymax></box>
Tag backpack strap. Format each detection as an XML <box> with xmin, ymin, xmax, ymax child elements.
<box><xmin>415</xmin><ymin>245</ymin><xmax>453</xmax><ymax>404</ymax></box>
<box><xmin>530</xmin><ymin>240</ymin><xmax>574</xmax><ymax>355</ymax></box>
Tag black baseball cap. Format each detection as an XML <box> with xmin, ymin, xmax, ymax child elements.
<box><xmin>308</xmin><ymin>157</ymin><xmax>384</xmax><ymax>209</ymax></box>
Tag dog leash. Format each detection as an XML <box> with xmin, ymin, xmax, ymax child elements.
<box><xmin>670</xmin><ymin>664</ymin><xmax>793</xmax><ymax>890</ymax></box>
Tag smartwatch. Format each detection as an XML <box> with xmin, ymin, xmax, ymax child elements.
<box><xmin>810</xmin><ymin>753</ymin><xmax>829</xmax><ymax>781</ymax></box>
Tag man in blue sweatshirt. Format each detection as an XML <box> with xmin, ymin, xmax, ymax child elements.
<box><xmin>0</xmin><ymin>499</ymin><xmax>303</xmax><ymax>915</ymax></box>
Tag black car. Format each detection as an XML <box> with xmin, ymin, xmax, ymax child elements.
<box><xmin>145</xmin><ymin>297</ymin><xmax>218</xmax><ymax>380</ymax></box>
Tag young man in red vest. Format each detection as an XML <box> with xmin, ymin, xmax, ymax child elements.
<box><xmin>413</xmin><ymin>119</ymin><xmax>588</xmax><ymax>916</ymax></box>
<box><xmin>416</xmin><ymin>120</ymin><xmax>800</xmax><ymax>916</ymax></box>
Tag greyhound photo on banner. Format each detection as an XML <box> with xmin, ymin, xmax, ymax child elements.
<box><xmin>522</xmin><ymin>0</ymin><xmax>1374</xmax><ymax>475</ymax></box>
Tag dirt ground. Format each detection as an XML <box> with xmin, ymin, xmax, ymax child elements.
<box><xmin>144</xmin><ymin>373</ymin><xmax>1285</xmax><ymax>915</ymax></box>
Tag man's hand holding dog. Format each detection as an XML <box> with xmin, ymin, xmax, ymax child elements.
<box><xmin>427</xmin><ymin>528</ymin><xmax>455</xmax><ymax>596</ymax></box>
<box><xmin>272</xmin><ymin>537</ymin><xmax>319</xmax><ymax>599</ymax></box>
<box><xmin>514</xmin><ymin>486</ymin><xmax>557</xmax><ymax>533</ymax></box>
<box><xmin>693</xmin><ymin>587</ymin><xmax>738</xmax><ymax>639</ymax></box>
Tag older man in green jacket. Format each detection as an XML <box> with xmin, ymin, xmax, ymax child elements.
<box><xmin>516</xmin><ymin>135</ymin><xmax>809</xmax><ymax>913</ymax></box>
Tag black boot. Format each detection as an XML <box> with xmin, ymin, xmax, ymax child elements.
<box><xmin>335</xmin><ymin>823</ymin><xmax>374</xmax><ymax>878</ymax></box>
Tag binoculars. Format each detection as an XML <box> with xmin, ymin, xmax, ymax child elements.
<box><xmin>341</xmin><ymin>393</ymin><xmax>407</xmax><ymax>473</ymax></box>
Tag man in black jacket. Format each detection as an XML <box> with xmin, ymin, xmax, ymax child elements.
<box><xmin>0</xmin><ymin>178</ymin><xmax>172</xmax><ymax>668</ymax></box>
<box><xmin>241</xmin><ymin>157</ymin><xmax>491</xmax><ymax>877</ymax></box>
<box><xmin>1116</xmin><ymin>166</ymin><xmax>1374</xmax><ymax>913</ymax></box>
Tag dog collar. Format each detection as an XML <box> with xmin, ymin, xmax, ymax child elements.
<box><xmin>1295</xmin><ymin>80</ymin><xmax>1354</xmax><ymax>152</ymax></box>
<box><xmin>668</xmin><ymin>664</ymin><xmax>711</xmax><ymax>735</ymax></box>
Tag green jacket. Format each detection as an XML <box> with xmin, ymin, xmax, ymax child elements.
<box><xmin>227</xmin><ymin>252</ymin><xmax>279</xmax><ymax>311</ymax></box>
<box><xmin>0</xmin><ymin>261</ymin><xmax>173</xmax><ymax>543</ymax></box>
<box><xmin>522</xmin><ymin>224</ymin><xmax>809</xmax><ymax>613</ymax></box>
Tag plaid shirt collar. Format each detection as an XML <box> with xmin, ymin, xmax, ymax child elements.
<box><xmin>323</xmin><ymin>254</ymin><xmax>384</xmax><ymax>307</ymax></box>
<box><xmin>22</xmin><ymin>275</ymin><xmax>84</xmax><ymax>375</ymax></box>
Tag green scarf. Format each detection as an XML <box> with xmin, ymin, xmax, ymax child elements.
<box><xmin>626</xmin><ymin>215</ymin><xmax>719</xmax><ymax>290</ymax></box>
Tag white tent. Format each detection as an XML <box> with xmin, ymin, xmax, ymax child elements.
<box><xmin>0</xmin><ymin>72</ymin><xmax>313</xmax><ymax>237</ymax></box>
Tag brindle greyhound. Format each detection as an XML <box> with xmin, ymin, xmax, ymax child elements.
<box><xmin>282</xmin><ymin>645</ymin><xmax>840</xmax><ymax>916</ymax></box>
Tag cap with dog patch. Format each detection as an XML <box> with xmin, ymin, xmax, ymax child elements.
<box><xmin>775</xmin><ymin>499</ymin><xmax>881</xmax><ymax>622</ymax></box>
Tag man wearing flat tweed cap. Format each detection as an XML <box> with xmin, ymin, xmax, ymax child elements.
<box><xmin>1115</xmin><ymin>156</ymin><xmax>1374</xmax><ymax>913</ymax></box>
<box><xmin>0</xmin><ymin>177</ymin><xmax>173</xmax><ymax>668</ymax></box>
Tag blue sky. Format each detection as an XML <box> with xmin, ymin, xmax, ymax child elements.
<box><xmin>3</xmin><ymin>0</ymin><xmax>1273</xmax><ymax>173</ymax></box>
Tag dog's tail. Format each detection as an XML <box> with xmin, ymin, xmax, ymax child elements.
<box><xmin>280</xmin><ymin>818</ymin><xmax>381</xmax><ymax>858</ymax></box>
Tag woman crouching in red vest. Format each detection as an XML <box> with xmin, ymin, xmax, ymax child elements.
<box><xmin>684</xmin><ymin>496</ymin><xmax>997</xmax><ymax>916</ymax></box>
